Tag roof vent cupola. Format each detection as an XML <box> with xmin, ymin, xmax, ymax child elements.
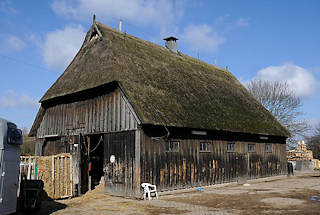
<box><xmin>163</xmin><ymin>37</ymin><xmax>178</xmax><ymax>54</ymax></box>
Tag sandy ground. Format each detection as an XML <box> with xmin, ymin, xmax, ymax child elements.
<box><xmin>17</xmin><ymin>171</ymin><xmax>320</xmax><ymax>215</ymax></box>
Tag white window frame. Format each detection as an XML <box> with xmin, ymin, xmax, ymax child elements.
<box><xmin>200</xmin><ymin>142</ymin><xmax>211</xmax><ymax>152</ymax></box>
<box><xmin>165</xmin><ymin>141</ymin><xmax>180</xmax><ymax>152</ymax></box>
<box><xmin>227</xmin><ymin>142</ymin><xmax>235</xmax><ymax>152</ymax></box>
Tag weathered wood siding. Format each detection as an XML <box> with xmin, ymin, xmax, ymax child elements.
<box><xmin>104</xmin><ymin>131</ymin><xmax>137</xmax><ymax>197</ymax></box>
<box><xmin>36</xmin><ymin>89</ymin><xmax>139</xmax><ymax>138</ymax></box>
<box><xmin>140</xmin><ymin>133</ymin><xmax>287</xmax><ymax>192</ymax></box>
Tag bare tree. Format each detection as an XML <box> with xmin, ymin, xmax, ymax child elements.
<box><xmin>306</xmin><ymin>122</ymin><xmax>320</xmax><ymax>159</ymax></box>
<box><xmin>21</xmin><ymin>127</ymin><xmax>35</xmax><ymax>155</ymax></box>
<box><xmin>246</xmin><ymin>79</ymin><xmax>309</xmax><ymax>146</ymax></box>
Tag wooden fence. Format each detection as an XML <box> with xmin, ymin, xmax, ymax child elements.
<box><xmin>20</xmin><ymin>153</ymin><xmax>73</xmax><ymax>199</ymax></box>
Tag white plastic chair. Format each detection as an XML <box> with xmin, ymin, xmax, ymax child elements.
<box><xmin>141</xmin><ymin>183</ymin><xmax>158</xmax><ymax>200</ymax></box>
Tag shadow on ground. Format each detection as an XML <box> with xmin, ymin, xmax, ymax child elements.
<box><xmin>14</xmin><ymin>200</ymin><xmax>67</xmax><ymax>215</ymax></box>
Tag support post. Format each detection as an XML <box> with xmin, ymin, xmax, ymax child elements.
<box><xmin>87</xmin><ymin>136</ymin><xmax>91</xmax><ymax>191</ymax></box>
<box><xmin>134</xmin><ymin>129</ymin><xmax>141</xmax><ymax>197</ymax></box>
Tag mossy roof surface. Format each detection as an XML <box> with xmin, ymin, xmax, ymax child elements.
<box><xmin>40</xmin><ymin>22</ymin><xmax>289</xmax><ymax>137</ymax></box>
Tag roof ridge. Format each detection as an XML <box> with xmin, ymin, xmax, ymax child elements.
<box><xmin>95</xmin><ymin>21</ymin><xmax>229</xmax><ymax>74</ymax></box>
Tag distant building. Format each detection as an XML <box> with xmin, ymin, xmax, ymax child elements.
<box><xmin>287</xmin><ymin>140</ymin><xmax>319</xmax><ymax>170</ymax></box>
<box><xmin>30</xmin><ymin>19</ymin><xmax>289</xmax><ymax>197</ymax></box>
<box><xmin>287</xmin><ymin>141</ymin><xmax>313</xmax><ymax>161</ymax></box>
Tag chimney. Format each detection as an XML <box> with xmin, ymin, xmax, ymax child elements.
<box><xmin>163</xmin><ymin>37</ymin><xmax>178</xmax><ymax>54</ymax></box>
<box><xmin>119</xmin><ymin>19</ymin><xmax>122</xmax><ymax>32</ymax></box>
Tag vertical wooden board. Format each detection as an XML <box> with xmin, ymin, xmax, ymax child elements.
<box><xmin>58</xmin><ymin>105</ymin><xmax>62</xmax><ymax>135</ymax></box>
<box><xmin>177</xmin><ymin>146</ymin><xmax>181</xmax><ymax>188</ymax></box>
<box><xmin>124</xmin><ymin>103</ymin><xmax>128</xmax><ymax>130</ymax></box>
<box><xmin>114</xmin><ymin>93</ymin><xmax>118</xmax><ymax>132</ymax></box>
<box><xmin>92</xmin><ymin>98</ymin><xmax>96</xmax><ymax>133</ymax></box>
<box><xmin>107</xmin><ymin>96</ymin><xmax>111</xmax><ymax>132</ymax></box>
<box><xmin>120</xmin><ymin>96</ymin><xmax>125</xmax><ymax>130</ymax></box>
<box><xmin>50</xmin><ymin>107</ymin><xmax>54</xmax><ymax>135</ymax></box>
<box><xmin>170</xmin><ymin>152</ymin><xmax>175</xmax><ymax>188</ymax></box>
<box><xmin>165</xmin><ymin>151</ymin><xmax>169</xmax><ymax>189</ymax></box>
<box><xmin>129</xmin><ymin>112</ymin><xmax>134</xmax><ymax>130</ymax></box>
<box><xmin>102</xmin><ymin>96</ymin><xmax>106</xmax><ymax>132</ymax></box>
<box><xmin>61</xmin><ymin>106</ymin><xmax>64</xmax><ymax>134</ymax></box>
<box><xmin>47</xmin><ymin>108</ymin><xmax>51</xmax><ymax>135</ymax></box>
<box><xmin>208</xmin><ymin>151</ymin><xmax>211</xmax><ymax>185</ymax></box>
<box><xmin>45</xmin><ymin>111</ymin><xmax>49</xmax><ymax>135</ymax></box>
<box><xmin>57</xmin><ymin>106</ymin><xmax>61</xmax><ymax>134</ymax></box>
<box><xmin>144</xmin><ymin>139</ymin><xmax>149</xmax><ymax>184</ymax></box>
<box><xmin>47</xmin><ymin>108</ymin><xmax>50</xmax><ymax>135</ymax></box>
<box><xmin>156</xmin><ymin>142</ymin><xmax>161</xmax><ymax>188</ymax></box>
<box><xmin>134</xmin><ymin>130</ymin><xmax>140</xmax><ymax>196</ymax></box>
<box><xmin>94</xmin><ymin>97</ymin><xmax>99</xmax><ymax>132</ymax></box>
<box><xmin>218</xmin><ymin>141</ymin><xmax>222</xmax><ymax>184</ymax></box>
<box><xmin>91</xmin><ymin>98</ymin><xmax>95</xmax><ymax>133</ymax></box>
<box><xmin>192</xmin><ymin>143</ymin><xmax>196</xmax><ymax>187</ymax></box>
<box><xmin>116</xmin><ymin>91</ymin><xmax>121</xmax><ymax>131</ymax></box>
<box><xmin>52</xmin><ymin>107</ymin><xmax>56</xmax><ymax>135</ymax></box>
<box><xmin>184</xmin><ymin>140</ymin><xmax>188</xmax><ymax>187</ymax></box>
<box><xmin>88</xmin><ymin>100</ymin><xmax>92</xmax><ymax>133</ymax></box>
<box><xmin>99</xmin><ymin>96</ymin><xmax>103</xmax><ymax>132</ymax></box>
<box><xmin>153</xmin><ymin>140</ymin><xmax>157</xmax><ymax>185</ymax></box>
<box><xmin>103</xmin><ymin>95</ymin><xmax>108</xmax><ymax>132</ymax></box>
<box><xmin>140</xmin><ymin>133</ymin><xmax>145</xmax><ymax>186</ymax></box>
<box><xmin>83</xmin><ymin>102</ymin><xmax>87</xmax><ymax>133</ymax></box>
<box><xmin>124</xmin><ymin>139</ymin><xmax>128</xmax><ymax>195</ymax></box>
<box><xmin>226</xmin><ymin>152</ymin><xmax>230</xmax><ymax>183</ymax></box>
<box><xmin>112</xmin><ymin>93</ymin><xmax>116</xmax><ymax>132</ymax></box>
<box><xmin>188</xmin><ymin>140</ymin><xmax>192</xmax><ymax>187</ymax></box>
<box><xmin>51</xmin><ymin>108</ymin><xmax>54</xmax><ymax>135</ymax></box>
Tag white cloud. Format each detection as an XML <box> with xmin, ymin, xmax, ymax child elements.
<box><xmin>0</xmin><ymin>0</ymin><xmax>19</xmax><ymax>15</ymax></box>
<box><xmin>236</xmin><ymin>18</ymin><xmax>249</xmax><ymax>27</ymax></box>
<box><xmin>43</xmin><ymin>25</ymin><xmax>85</xmax><ymax>70</ymax></box>
<box><xmin>51</xmin><ymin>0</ymin><xmax>182</xmax><ymax>32</ymax></box>
<box><xmin>254</xmin><ymin>62</ymin><xmax>318</xmax><ymax>98</ymax></box>
<box><xmin>0</xmin><ymin>90</ymin><xmax>38</xmax><ymax>109</ymax></box>
<box><xmin>27</xmin><ymin>33</ymin><xmax>43</xmax><ymax>49</ymax></box>
<box><xmin>310</xmin><ymin>66</ymin><xmax>320</xmax><ymax>74</ymax></box>
<box><xmin>0</xmin><ymin>35</ymin><xmax>26</xmax><ymax>52</ymax></box>
<box><xmin>182</xmin><ymin>24</ymin><xmax>225</xmax><ymax>53</ymax></box>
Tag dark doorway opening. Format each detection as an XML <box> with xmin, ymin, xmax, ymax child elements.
<box><xmin>88</xmin><ymin>135</ymin><xmax>104</xmax><ymax>190</ymax></box>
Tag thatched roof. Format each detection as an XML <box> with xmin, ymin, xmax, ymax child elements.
<box><xmin>37</xmin><ymin>21</ymin><xmax>289</xmax><ymax>137</ymax></box>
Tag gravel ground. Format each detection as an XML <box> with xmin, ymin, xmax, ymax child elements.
<box><xmin>17</xmin><ymin>171</ymin><xmax>320</xmax><ymax>215</ymax></box>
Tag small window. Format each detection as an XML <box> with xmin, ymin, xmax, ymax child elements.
<box><xmin>248</xmin><ymin>144</ymin><xmax>255</xmax><ymax>152</ymax></box>
<box><xmin>200</xmin><ymin>142</ymin><xmax>211</xmax><ymax>152</ymax></box>
<box><xmin>227</xmin><ymin>142</ymin><xmax>235</xmax><ymax>152</ymax></box>
<box><xmin>265</xmin><ymin>143</ymin><xmax>272</xmax><ymax>152</ymax></box>
<box><xmin>165</xmin><ymin>141</ymin><xmax>179</xmax><ymax>152</ymax></box>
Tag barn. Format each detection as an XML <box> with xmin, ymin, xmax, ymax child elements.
<box><xmin>29</xmin><ymin>19</ymin><xmax>289</xmax><ymax>198</ymax></box>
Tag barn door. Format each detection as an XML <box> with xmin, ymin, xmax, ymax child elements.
<box><xmin>104</xmin><ymin>131</ymin><xmax>135</xmax><ymax>196</ymax></box>
<box><xmin>235</xmin><ymin>153</ymin><xmax>248</xmax><ymax>183</ymax></box>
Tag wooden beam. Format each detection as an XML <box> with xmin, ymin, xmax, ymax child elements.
<box><xmin>134</xmin><ymin>129</ymin><xmax>141</xmax><ymax>197</ymax></box>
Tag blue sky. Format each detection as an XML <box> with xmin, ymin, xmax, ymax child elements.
<box><xmin>0</xmin><ymin>0</ymin><xmax>319</xmax><ymax>134</ymax></box>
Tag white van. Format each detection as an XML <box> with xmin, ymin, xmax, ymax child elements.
<box><xmin>0</xmin><ymin>118</ymin><xmax>22</xmax><ymax>215</ymax></box>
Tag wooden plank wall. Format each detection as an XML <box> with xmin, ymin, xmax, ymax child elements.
<box><xmin>104</xmin><ymin>131</ymin><xmax>136</xmax><ymax>197</ymax></box>
<box><xmin>140</xmin><ymin>133</ymin><xmax>287</xmax><ymax>192</ymax></box>
<box><xmin>37</xmin><ymin>89</ymin><xmax>139</xmax><ymax>138</ymax></box>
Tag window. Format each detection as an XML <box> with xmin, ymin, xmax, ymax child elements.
<box><xmin>265</xmin><ymin>143</ymin><xmax>272</xmax><ymax>152</ymax></box>
<box><xmin>227</xmin><ymin>142</ymin><xmax>235</xmax><ymax>152</ymax></box>
<box><xmin>200</xmin><ymin>142</ymin><xmax>211</xmax><ymax>152</ymax></box>
<box><xmin>165</xmin><ymin>141</ymin><xmax>179</xmax><ymax>152</ymax></box>
<box><xmin>248</xmin><ymin>144</ymin><xmax>255</xmax><ymax>152</ymax></box>
<box><xmin>7</xmin><ymin>123</ymin><xmax>22</xmax><ymax>145</ymax></box>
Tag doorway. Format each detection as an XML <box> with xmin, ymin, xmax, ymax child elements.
<box><xmin>88</xmin><ymin>135</ymin><xmax>104</xmax><ymax>190</ymax></box>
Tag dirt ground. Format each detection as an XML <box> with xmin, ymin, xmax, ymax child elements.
<box><xmin>17</xmin><ymin>171</ymin><xmax>320</xmax><ymax>215</ymax></box>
